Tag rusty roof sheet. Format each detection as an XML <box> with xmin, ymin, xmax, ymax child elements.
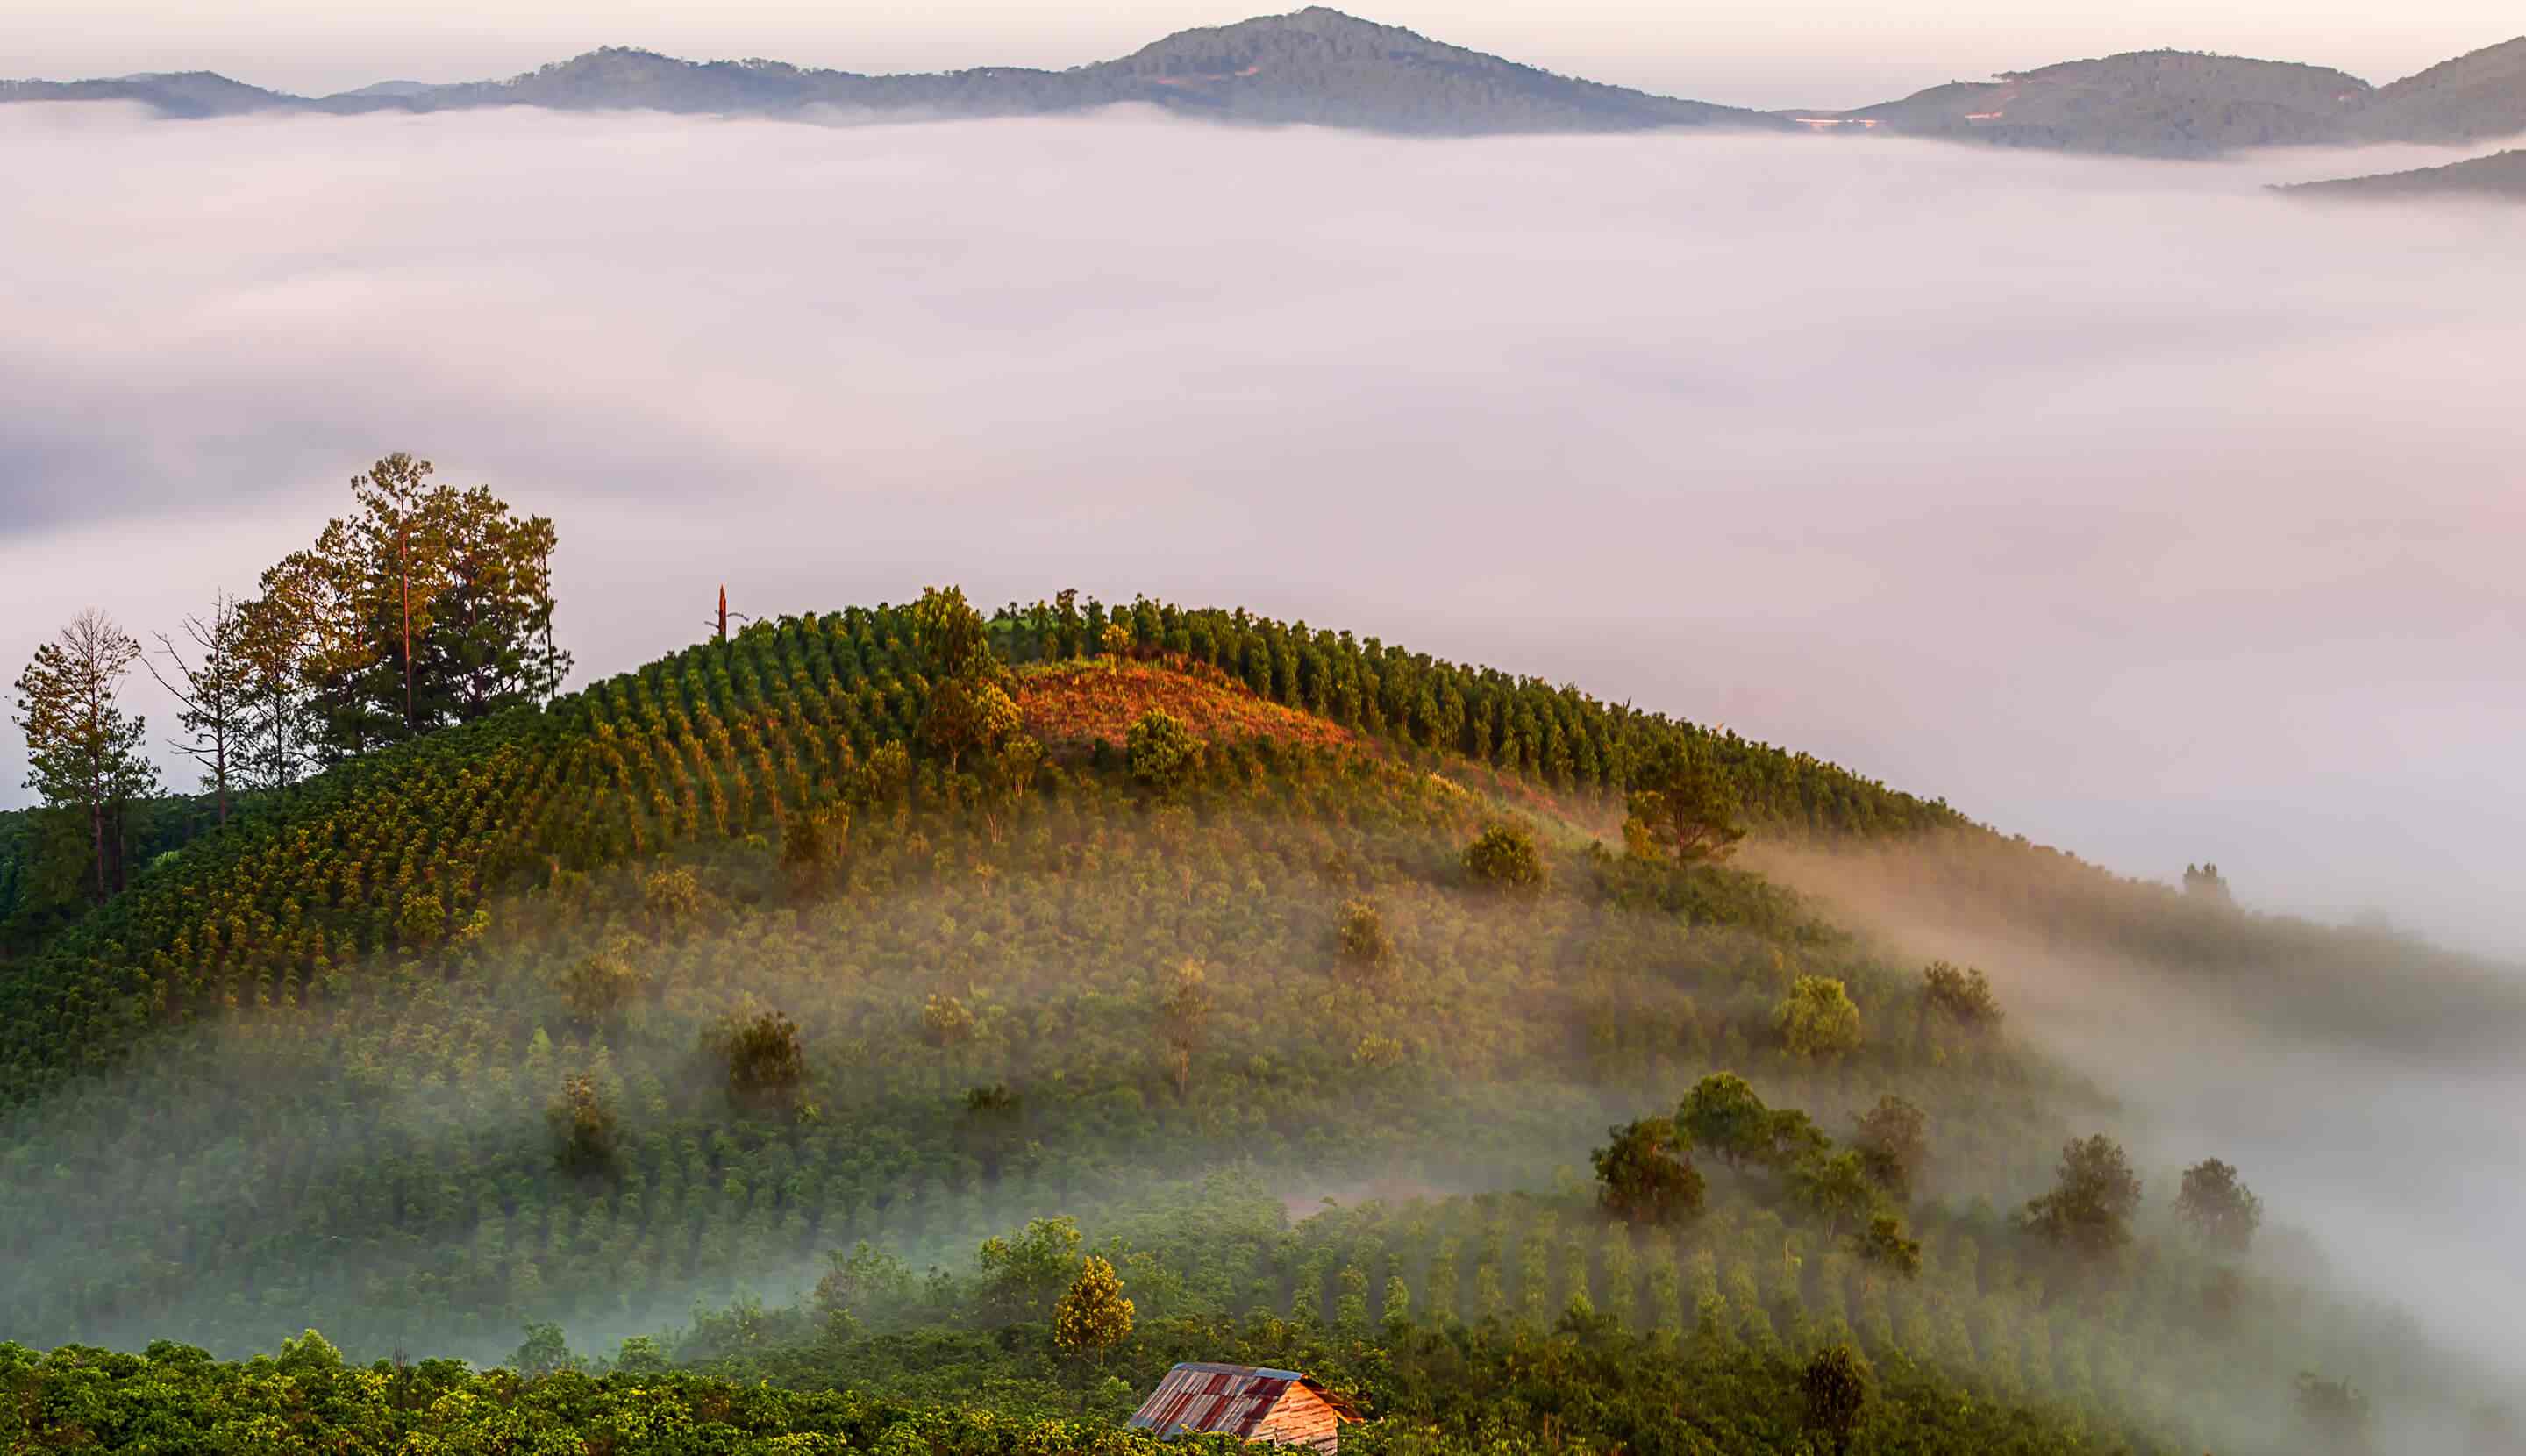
<box><xmin>1125</xmin><ymin>1362</ymin><xmax>1360</xmax><ymax>1441</ymax></box>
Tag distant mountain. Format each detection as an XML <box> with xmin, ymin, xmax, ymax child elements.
<box><xmin>2283</xmin><ymin>147</ymin><xmax>2526</xmax><ymax>200</ymax></box>
<box><xmin>1787</xmin><ymin>49</ymin><xmax>2373</xmax><ymax>155</ymax></box>
<box><xmin>0</xmin><ymin>8</ymin><xmax>1791</xmax><ymax>136</ymax></box>
<box><xmin>11</xmin><ymin>14</ymin><xmax>2521</xmax><ymax>153</ymax></box>
<box><xmin>1796</xmin><ymin>39</ymin><xmax>2526</xmax><ymax>155</ymax></box>
<box><xmin>0</xmin><ymin>70</ymin><xmax>299</xmax><ymax>119</ymax></box>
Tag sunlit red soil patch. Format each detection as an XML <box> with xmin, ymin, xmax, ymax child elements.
<box><xmin>1013</xmin><ymin>658</ymin><xmax>1356</xmax><ymax>751</ymax></box>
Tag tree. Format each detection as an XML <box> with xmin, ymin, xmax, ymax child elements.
<box><xmin>1855</xmin><ymin>1214</ymin><xmax>1923</xmax><ymax>1279</ymax></box>
<box><xmin>976</xmin><ymin>1216</ymin><xmax>1083</xmax><ymax>1322</ymax></box>
<box><xmin>1921</xmin><ymin>961</ymin><xmax>2002</xmax><ymax>1033</ymax></box>
<box><xmin>2023</xmin><ymin>1134</ymin><xmax>2143</xmax><ymax>1260</ymax></box>
<box><xmin>781</xmin><ymin>799</ymin><xmax>852</xmax><ymax>893</ymax></box>
<box><xmin>416</xmin><ymin>485</ymin><xmax>569</xmax><ymax>721</ymax></box>
<box><xmin>145</xmin><ymin>596</ymin><xmax>250</xmax><ymax>824</ymax></box>
<box><xmin>1622</xmin><ymin>740</ymin><xmax>1745</xmax><ymax>864</ymax></box>
<box><xmin>546</xmin><ymin>1074</ymin><xmax>618</xmax><ymax>1174</ymax></box>
<box><xmin>1799</xmin><ymin>1345</ymin><xmax>1871</xmax><ymax>1456</ymax></box>
<box><xmin>909</xmin><ymin>584</ymin><xmax>996</xmax><ymax>683</ymax></box>
<box><xmin>1126</xmin><ymin>708</ymin><xmax>1200</xmax><ymax>793</ymax></box>
<box><xmin>961</xmin><ymin>1083</ymin><xmax>1024</xmax><ymax>1181</ymax></box>
<box><xmin>1334</xmin><ymin>896</ymin><xmax>1390</xmax><ymax>974</ymax></box>
<box><xmin>2176</xmin><ymin>1158</ymin><xmax>2264</xmax><ymax>1255</ymax></box>
<box><xmin>235</xmin><ymin>564</ymin><xmax>322</xmax><ymax>798</ymax></box>
<box><xmin>1853</xmin><ymin>1095</ymin><xmax>1929</xmax><ymax>1200</ymax></box>
<box><xmin>1463</xmin><ymin>820</ymin><xmax>1545</xmax><ymax>890</ymax></box>
<box><xmin>1590</xmin><ymin>1117</ymin><xmax>1705</xmax><ymax>1225</ymax></box>
<box><xmin>1678</xmin><ymin>1073</ymin><xmax>1822</xmax><ymax>1171</ymax></box>
<box><xmin>559</xmin><ymin>948</ymin><xmax>642</xmax><ymax>1025</ymax></box>
<box><xmin>1156</xmin><ymin>958</ymin><xmax>1212</xmax><ymax>1096</ymax></box>
<box><xmin>350</xmin><ymin>453</ymin><xmax>455</xmax><ymax>737</ymax></box>
<box><xmin>262</xmin><ymin>454</ymin><xmax>566</xmax><ymax>757</ymax></box>
<box><xmin>509</xmin><ymin>1322</ymin><xmax>581</xmax><ymax>1378</ymax></box>
<box><xmin>1789</xmin><ymin>1150</ymin><xmax>1876</xmax><ymax>1235</ymax></box>
<box><xmin>706</xmin><ymin>1007</ymin><xmax>809</xmax><ymax>1117</ymax></box>
<box><xmin>922</xmin><ymin>674</ymin><xmax>1020</xmax><ymax>774</ymax></box>
<box><xmin>813</xmin><ymin>1241</ymin><xmax>916</xmax><ymax>1332</ymax></box>
<box><xmin>921</xmin><ymin>993</ymin><xmax>977</xmax><ymax>1046</ymax></box>
<box><xmin>1773</xmin><ymin>976</ymin><xmax>1862</xmax><ymax>1060</ymax></box>
<box><xmin>1053</xmin><ymin>1254</ymin><xmax>1136</xmax><ymax>1366</ymax></box>
<box><xmin>14</xmin><ymin>610</ymin><xmax>158</xmax><ymax>903</ymax></box>
<box><xmin>2184</xmin><ymin>862</ymin><xmax>2233</xmax><ymax>903</ymax></box>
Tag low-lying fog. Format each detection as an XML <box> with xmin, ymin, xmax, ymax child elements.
<box><xmin>3</xmin><ymin>103</ymin><xmax>2520</xmax><ymax>953</ymax></box>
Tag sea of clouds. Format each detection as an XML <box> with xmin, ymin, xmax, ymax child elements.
<box><xmin>3</xmin><ymin>102</ymin><xmax>2522</xmax><ymax>953</ymax></box>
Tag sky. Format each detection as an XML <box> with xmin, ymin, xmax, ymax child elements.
<box><xmin>2</xmin><ymin>103</ymin><xmax>2522</xmax><ymax>962</ymax></box>
<box><xmin>5</xmin><ymin>0</ymin><xmax>2523</xmax><ymax>111</ymax></box>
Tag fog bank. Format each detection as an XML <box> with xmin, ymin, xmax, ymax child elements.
<box><xmin>4</xmin><ymin>104</ymin><xmax>2522</xmax><ymax>953</ymax></box>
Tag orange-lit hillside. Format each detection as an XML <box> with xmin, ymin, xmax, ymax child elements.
<box><xmin>1013</xmin><ymin>658</ymin><xmax>1356</xmax><ymax>752</ymax></box>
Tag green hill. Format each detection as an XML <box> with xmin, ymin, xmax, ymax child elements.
<box><xmin>3</xmin><ymin>593</ymin><xmax>2514</xmax><ymax>1454</ymax></box>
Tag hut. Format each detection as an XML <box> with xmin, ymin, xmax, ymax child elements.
<box><xmin>1124</xmin><ymin>1362</ymin><xmax>1364</xmax><ymax>1454</ymax></box>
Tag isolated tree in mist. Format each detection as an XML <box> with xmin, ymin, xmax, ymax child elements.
<box><xmin>1799</xmin><ymin>1345</ymin><xmax>1871</xmax><ymax>1456</ymax></box>
<box><xmin>14</xmin><ymin>610</ymin><xmax>158</xmax><ymax>903</ymax></box>
<box><xmin>1920</xmin><ymin>961</ymin><xmax>2002</xmax><ymax>1034</ymax></box>
<box><xmin>1622</xmin><ymin>740</ymin><xmax>1746</xmax><ymax>864</ymax></box>
<box><xmin>976</xmin><ymin>1216</ymin><xmax>1083</xmax><ymax>1322</ymax></box>
<box><xmin>546</xmin><ymin>1074</ymin><xmax>618</xmax><ymax>1174</ymax></box>
<box><xmin>2176</xmin><ymin>1158</ymin><xmax>2264</xmax><ymax>1255</ymax></box>
<box><xmin>2023</xmin><ymin>1134</ymin><xmax>2143</xmax><ymax>1260</ymax></box>
<box><xmin>559</xmin><ymin>947</ymin><xmax>642</xmax><ymax>1026</ymax></box>
<box><xmin>1774</xmin><ymin>976</ymin><xmax>1862</xmax><ymax>1060</ymax></box>
<box><xmin>961</xmin><ymin>1083</ymin><xmax>1024</xmax><ymax>1181</ymax></box>
<box><xmin>1053</xmin><ymin>1254</ymin><xmax>1135</xmax><ymax>1367</ymax></box>
<box><xmin>1680</xmin><ymin>1073</ymin><xmax>1795</xmax><ymax>1171</ymax></box>
<box><xmin>1463</xmin><ymin>819</ymin><xmax>1545</xmax><ymax>890</ymax></box>
<box><xmin>707</xmin><ymin>1007</ymin><xmax>809</xmax><ymax>1117</ymax></box>
<box><xmin>1853</xmin><ymin>1094</ymin><xmax>1930</xmax><ymax>1200</ymax></box>
<box><xmin>1335</xmin><ymin>896</ymin><xmax>1391</xmax><ymax>974</ymax></box>
<box><xmin>1590</xmin><ymin>1116</ymin><xmax>1704</xmax><ymax>1225</ymax></box>
<box><xmin>145</xmin><ymin>595</ymin><xmax>250</xmax><ymax>824</ymax></box>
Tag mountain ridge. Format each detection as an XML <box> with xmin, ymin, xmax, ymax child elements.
<box><xmin>8</xmin><ymin>11</ymin><xmax>2522</xmax><ymax>151</ymax></box>
<box><xmin>0</xmin><ymin>9</ymin><xmax>1791</xmax><ymax>136</ymax></box>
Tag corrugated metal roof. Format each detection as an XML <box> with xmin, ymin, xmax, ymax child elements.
<box><xmin>1125</xmin><ymin>1362</ymin><xmax>1360</xmax><ymax>1442</ymax></box>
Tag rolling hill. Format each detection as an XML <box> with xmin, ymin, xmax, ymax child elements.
<box><xmin>4</xmin><ymin>588</ymin><xmax>2518</xmax><ymax>1455</ymax></box>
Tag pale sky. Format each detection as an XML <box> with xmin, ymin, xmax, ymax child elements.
<box><xmin>5</xmin><ymin>0</ymin><xmax>2520</xmax><ymax>111</ymax></box>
